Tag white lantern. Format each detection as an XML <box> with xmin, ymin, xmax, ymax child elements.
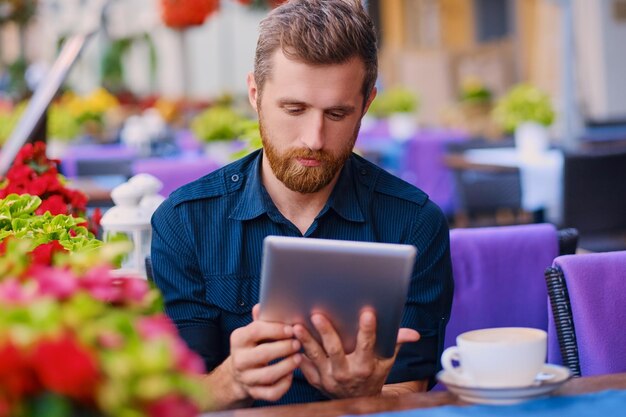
<box><xmin>100</xmin><ymin>174</ymin><xmax>164</xmax><ymax>278</ymax></box>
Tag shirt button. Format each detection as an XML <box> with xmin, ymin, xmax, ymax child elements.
<box><xmin>360</xmin><ymin>169</ymin><xmax>367</xmax><ymax>176</ymax></box>
<box><xmin>238</xmin><ymin>300</ymin><xmax>246</xmax><ymax>307</ymax></box>
<box><xmin>231</xmin><ymin>174</ymin><xmax>240</xmax><ymax>182</ymax></box>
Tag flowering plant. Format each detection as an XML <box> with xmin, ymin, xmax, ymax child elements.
<box><xmin>0</xmin><ymin>191</ymin><xmax>207</xmax><ymax>416</ymax></box>
<box><xmin>0</xmin><ymin>236</ymin><xmax>207</xmax><ymax>417</ymax></box>
<box><xmin>160</xmin><ymin>0</ymin><xmax>219</xmax><ymax>28</ymax></box>
<box><xmin>190</xmin><ymin>105</ymin><xmax>249</xmax><ymax>143</ymax></box>
<box><xmin>368</xmin><ymin>87</ymin><xmax>420</xmax><ymax>118</ymax></box>
<box><xmin>492</xmin><ymin>84</ymin><xmax>555</xmax><ymax>133</ymax></box>
<box><xmin>459</xmin><ymin>77</ymin><xmax>492</xmax><ymax>105</ymax></box>
<box><xmin>159</xmin><ymin>0</ymin><xmax>287</xmax><ymax>28</ymax></box>
<box><xmin>0</xmin><ymin>142</ymin><xmax>101</xmax><ymax>233</ymax></box>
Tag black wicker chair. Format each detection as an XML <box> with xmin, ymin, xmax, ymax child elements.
<box><xmin>544</xmin><ymin>264</ymin><xmax>581</xmax><ymax>377</ymax></box>
<box><xmin>545</xmin><ymin>227</ymin><xmax>581</xmax><ymax>377</ymax></box>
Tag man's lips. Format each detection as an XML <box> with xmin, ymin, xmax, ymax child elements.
<box><xmin>296</xmin><ymin>157</ymin><xmax>321</xmax><ymax>167</ymax></box>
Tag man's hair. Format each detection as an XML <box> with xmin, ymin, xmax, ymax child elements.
<box><xmin>254</xmin><ymin>0</ymin><xmax>378</xmax><ymax>102</ymax></box>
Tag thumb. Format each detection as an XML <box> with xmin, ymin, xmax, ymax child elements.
<box><xmin>396</xmin><ymin>328</ymin><xmax>420</xmax><ymax>345</ymax></box>
<box><xmin>252</xmin><ymin>304</ymin><xmax>261</xmax><ymax>321</ymax></box>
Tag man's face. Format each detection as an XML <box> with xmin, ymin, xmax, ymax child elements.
<box><xmin>248</xmin><ymin>50</ymin><xmax>376</xmax><ymax>193</ymax></box>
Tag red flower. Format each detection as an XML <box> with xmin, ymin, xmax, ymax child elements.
<box><xmin>36</xmin><ymin>194</ymin><xmax>68</xmax><ymax>216</ymax></box>
<box><xmin>1</xmin><ymin>143</ymin><xmax>96</xmax><ymax>226</ymax></box>
<box><xmin>32</xmin><ymin>334</ymin><xmax>100</xmax><ymax>402</ymax></box>
<box><xmin>29</xmin><ymin>240</ymin><xmax>68</xmax><ymax>266</ymax></box>
<box><xmin>268</xmin><ymin>0</ymin><xmax>287</xmax><ymax>7</ymax></box>
<box><xmin>0</xmin><ymin>342</ymin><xmax>38</xmax><ymax>401</ymax></box>
<box><xmin>147</xmin><ymin>394</ymin><xmax>199</xmax><ymax>417</ymax></box>
<box><xmin>160</xmin><ymin>0</ymin><xmax>219</xmax><ymax>28</ymax></box>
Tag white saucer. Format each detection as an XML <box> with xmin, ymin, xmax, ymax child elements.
<box><xmin>437</xmin><ymin>364</ymin><xmax>572</xmax><ymax>405</ymax></box>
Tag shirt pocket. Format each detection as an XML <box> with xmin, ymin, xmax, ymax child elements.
<box><xmin>204</xmin><ymin>274</ymin><xmax>259</xmax><ymax>315</ymax></box>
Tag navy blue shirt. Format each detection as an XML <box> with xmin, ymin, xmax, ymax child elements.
<box><xmin>151</xmin><ymin>150</ymin><xmax>453</xmax><ymax>406</ymax></box>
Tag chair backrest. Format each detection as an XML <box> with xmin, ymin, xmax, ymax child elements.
<box><xmin>447</xmin><ymin>138</ymin><xmax>523</xmax><ymax>221</ymax></box>
<box><xmin>75</xmin><ymin>158</ymin><xmax>134</xmax><ymax>178</ymax></box>
<box><xmin>562</xmin><ymin>149</ymin><xmax>626</xmax><ymax>234</ymax></box>
<box><xmin>446</xmin><ymin>224</ymin><xmax>577</xmax><ymax>350</ymax></box>
<box><xmin>545</xmin><ymin>251</ymin><xmax>626</xmax><ymax>377</ymax></box>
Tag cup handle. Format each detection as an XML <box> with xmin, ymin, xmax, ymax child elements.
<box><xmin>441</xmin><ymin>346</ymin><xmax>468</xmax><ymax>382</ymax></box>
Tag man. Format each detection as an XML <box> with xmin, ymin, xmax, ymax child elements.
<box><xmin>151</xmin><ymin>0</ymin><xmax>453</xmax><ymax>410</ymax></box>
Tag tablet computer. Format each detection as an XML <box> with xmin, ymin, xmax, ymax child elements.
<box><xmin>259</xmin><ymin>236</ymin><xmax>417</xmax><ymax>358</ymax></box>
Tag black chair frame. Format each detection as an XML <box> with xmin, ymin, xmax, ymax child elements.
<box><xmin>545</xmin><ymin>227</ymin><xmax>581</xmax><ymax>378</ymax></box>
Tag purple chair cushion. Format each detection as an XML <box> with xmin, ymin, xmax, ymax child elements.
<box><xmin>132</xmin><ymin>156</ymin><xmax>220</xmax><ymax>197</ymax></box>
<box><xmin>446</xmin><ymin>223</ymin><xmax>559</xmax><ymax>349</ymax></box>
<box><xmin>550</xmin><ymin>252</ymin><xmax>626</xmax><ymax>376</ymax></box>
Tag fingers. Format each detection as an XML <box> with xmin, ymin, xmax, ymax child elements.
<box><xmin>396</xmin><ymin>328</ymin><xmax>421</xmax><ymax>344</ymax></box>
<box><xmin>231</xmin><ymin>320</ymin><xmax>294</xmax><ymax>348</ymax></box>
<box><xmin>238</xmin><ymin>353</ymin><xmax>302</xmax><ymax>386</ymax></box>
<box><xmin>252</xmin><ymin>303</ymin><xmax>261</xmax><ymax>321</ymax></box>
<box><xmin>246</xmin><ymin>371</ymin><xmax>295</xmax><ymax>403</ymax></box>
<box><xmin>298</xmin><ymin>355</ymin><xmax>322</xmax><ymax>387</ymax></box>
<box><xmin>311</xmin><ymin>314</ymin><xmax>350</xmax><ymax>376</ymax></box>
<box><xmin>293</xmin><ymin>323</ymin><xmax>327</xmax><ymax>365</ymax></box>
<box><xmin>233</xmin><ymin>338</ymin><xmax>301</xmax><ymax>370</ymax></box>
<box><xmin>355</xmin><ymin>309</ymin><xmax>377</xmax><ymax>358</ymax></box>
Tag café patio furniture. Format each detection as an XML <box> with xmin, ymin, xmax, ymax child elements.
<box><xmin>545</xmin><ymin>250</ymin><xmax>626</xmax><ymax>377</ymax></box>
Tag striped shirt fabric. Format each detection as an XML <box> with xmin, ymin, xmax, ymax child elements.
<box><xmin>151</xmin><ymin>149</ymin><xmax>453</xmax><ymax>407</ymax></box>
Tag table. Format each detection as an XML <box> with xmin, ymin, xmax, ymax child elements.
<box><xmin>445</xmin><ymin>148</ymin><xmax>563</xmax><ymax>224</ymax></box>
<box><xmin>203</xmin><ymin>372</ymin><xmax>626</xmax><ymax>417</ymax></box>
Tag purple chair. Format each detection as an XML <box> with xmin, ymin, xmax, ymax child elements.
<box><xmin>132</xmin><ymin>155</ymin><xmax>220</xmax><ymax>197</ymax></box>
<box><xmin>445</xmin><ymin>224</ymin><xmax>560</xmax><ymax>353</ymax></box>
<box><xmin>545</xmin><ymin>251</ymin><xmax>626</xmax><ymax>377</ymax></box>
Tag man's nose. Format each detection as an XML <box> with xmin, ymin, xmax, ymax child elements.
<box><xmin>301</xmin><ymin>113</ymin><xmax>325</xmax><ymax>151</ymax></box>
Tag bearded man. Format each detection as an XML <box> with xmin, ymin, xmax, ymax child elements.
<box><xmin>150</xmin><ymin>0</ymin><xmax>453</xmax><ymax>410</ymax></box>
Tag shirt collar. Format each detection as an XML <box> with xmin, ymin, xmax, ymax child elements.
<box><xmin>229</xmin><ymin>152</ymin><xmax>365</xmax><ymax>223</ymax></box>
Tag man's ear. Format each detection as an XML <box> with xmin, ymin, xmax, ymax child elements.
<box><xmin>362</xmin><ymin>86</ymin><xmax>377</xmax><ymax>115</ymax></box>
<box><xmin>247</xmin><ymin>72</ymin><xmax>259</xmax><ymax>113</ymax></box>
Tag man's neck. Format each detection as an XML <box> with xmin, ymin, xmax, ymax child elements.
<box><xmin>261</xmin><ymin>156</ymin><xmax>340</xmax><ymax>235</ymax></box>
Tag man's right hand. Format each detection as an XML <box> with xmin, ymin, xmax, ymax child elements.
<box><xmin>204</xmin><ymin>304</ymin><xmax>301</xmax><ymax>409</ymax></box>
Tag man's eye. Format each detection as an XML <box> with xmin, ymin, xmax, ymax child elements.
<box><xmin>327</xmin><ymin>112</ymin><xmax>346</xmax><ymax>121</ymax></box>
<box><xmin>285</xmin><ymin>108</ymin><xmax>304</xmax><ymax>115</ymax></box>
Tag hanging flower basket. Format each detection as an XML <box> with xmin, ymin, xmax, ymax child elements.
<box><xmin>160</xmin><ymin>0</ymin><xmax>219</xmax><ymax>29</ymax></box>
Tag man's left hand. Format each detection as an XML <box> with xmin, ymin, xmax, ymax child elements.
<box><xmin>293</xmin><ymin>309</ymin><xmax>420</xmax><ymax>399</ymax></box>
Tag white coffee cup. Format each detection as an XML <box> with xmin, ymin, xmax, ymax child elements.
<box><xmin>441</xmin><ymin>327</ymin><xmax>547</xmax><ymax>388</ymax></box>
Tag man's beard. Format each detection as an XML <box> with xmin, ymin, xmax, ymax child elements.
<box><xmin>260</xmin><ymin>115</ymin><xmax>360</xmax><ymax>194</ymax></box>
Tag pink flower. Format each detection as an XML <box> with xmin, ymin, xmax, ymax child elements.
<box><xmin>80</xmin><ymin>266</ymin><xmax>119</xmax><ymax>301</ymax></box>
<box><xmin>96</xmin><ymin>331</ymin><xmax>124</xmax><ymax>349</ymax></box>
<box><xmin>30</xmin><ymin>265</ymin><xmax>79</xmax><ymax>300</ymax></box>
<box><xmin>138</xmin><ymin>316</ymin><xmax>205</xmax><ymax>374</ymax></box>
<box><xmin>115</xmin><ymin>277</ymin><xmax>150</xmax><ymax>304</ymax></box>
<box><xmin>137</xmin><ymin>315</ymin><xmax>178</xmax><ymax>339</ymax></box>
<box><xmin>0</xmin><ymin>279</ymin><xmax>36</xmax><ymax>304</ymax></box>
<box><xmin>146</xmin><ymin>394</ymin><xmax>199</xmax><ymax>417</ymax></box>
<box><xmin>172</xmin><ymin>339</ymin><xmax>205</xmax><ymax>374</ymax></box>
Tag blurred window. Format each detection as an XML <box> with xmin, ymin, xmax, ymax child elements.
<box><xmin>475</xmin><ymin>0</ymin><xmax>512</xmax><ymax>42</ymax></box>
<box><xmin>404</xmin><ymin>0</ymin><xmax>441</xmax><ymax>49</ymax></box>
